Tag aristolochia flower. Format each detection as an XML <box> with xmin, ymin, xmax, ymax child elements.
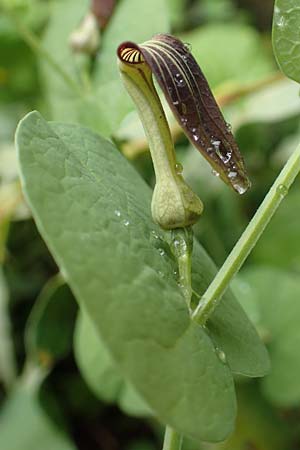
<box><xmin>118</xmin><ymin>33</ymin><xmax>251</xmax><ymax>195</ymax></box>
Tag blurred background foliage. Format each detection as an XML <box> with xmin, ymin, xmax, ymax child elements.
<box><xmin>1</xmin><ymin>0</ymin><xmax>300</xmax><ymax>449</ymax></box>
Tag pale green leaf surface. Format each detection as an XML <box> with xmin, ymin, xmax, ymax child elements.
<box><xmin>16</xmin><ymin>111</ymin><xmax>236</xmax><ymax>442</ymax></box>
<box><xmin>228</xmin><ymin>79</ymin><xmax>300</xmax><ymax>130</ymax></box>
<box><xmin>75</xmin><ymin>310</ymin><xmax>151</xmax><ymax>417</ymax></box>
<box><xmin>241</xmin><ymin>267</ymin><xmax>300</xmax><ymax>406</ymax></box>
<box><xmin>0</xmin><ymin>387</ymin><xmax>75</xmax><ymax>450</ymax></box>
<box><xmin>273</xmin><ymin>0</ymin><xmax>300</xmax><ymax>83</ymax></box>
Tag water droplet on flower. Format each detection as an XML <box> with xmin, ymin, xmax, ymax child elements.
<box><xmin>114</xmin><ymin>209</ymin><xmax>121</xmax><ymax>217</ymax></box>
<box><xmin>191</xmin><ymin>127</ymin><xmax>200</xmax><ymax>142</ymax></box>
<box><xmin>277</xmin><ymin>184</ymin><xmax>288</xmax><ymax>198</ymax></box>
<box><xmin>158</xmin><ymin>248</ymin><xmax>165</xmax><ymax>256</ymax></box>
<box><xmin>276</xmin><ymin>15</ymin><xmax>285</xmax><ymax>28</ymax></box>
<box><xmin>233</xmin><ymin>182</ymin><xmax>248</xmax><ymax>195</ymax></box>
<box><xmin>173</xmin><ymin>270</ymin><xmax>178</xmax><ymax>276</ymax></box>
<box><xmin>228</xmin><ymin>171</ymin><xmax>237</xmax><ymax>179</ymax></box>
<box><xmin>211</xmin><ymin>139</ymin><xmax>221</xmax><ymax>152</ymax></box>
<box><xmin>174</xmin><ymin>73</ymin><xmax>185</xmax><ymax>87</ymax></box>
<box><xmin>181</xmin><ymin>117</ymin><xmax>188</xmax><ymax>126</ymax></box>
<box><xmin>183</xmin><ymin>42</ymin><xmax>192</xmax><ymax>52</ymax></box>
<box><xmin>212</xmin><ymin>169</ymin><xmax>220</xmax><ymax>178</ymax></box>
<box><xmin>175</xmin><ymin>162</ymin><xmax>183</xmax><ymax>175</ymax></box>
<box><xmin>220</xmin><ymin>151</ymin><xmax>232</xmax><ymax>164</ymax></box>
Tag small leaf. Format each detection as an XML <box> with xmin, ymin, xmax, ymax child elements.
<box><xmin>118</xmin><ymin>34</ymin><xmax>251</xmax><ymax>194</ymax></box>
<box><xmin>74</xmin><ymin>310</ymin><xmax>151</xmax><ymax>417</ymax></box>
<box><xmin>241</xmin><ymin>267</ymin><xmax>300</xmax><ymax>407</ymax></box>
<box><xmin>16</xmin><ymin>111</ymin><xmax>236</xmax><ymax>442</ymax></box>
<box><xmin>273</xmin><ymin>0</ymin><xmax>300</xmax><ymax>83</ymax></box>
<box><xmin>25</xmin><ymin>276</ymin><xmax>77</xmax><ymax>366</ymax></box>
<box><xmin>0</xmin><ymin>386</ymin><xmax>75</xmax><ymax>450</ymax></box>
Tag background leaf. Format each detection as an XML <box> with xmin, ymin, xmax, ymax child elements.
<box><xmin>74</xmin><ymin>310</ymin><xmax>152</xmax><ymax>417</ymax></box>
<box><xmin>273</xmin><ymin>0</ymin><xmax>300</xmax><ymax>83</ymax></box>
<box><xmin>25</xmin><ymin>275</ymin><xmax>77</xmax><ymax>366</ymax></box>
<box><xmin>0</xmin><ymin>385</ymin><xmax>75</xmax><ymax>450</ymax></box>
<box><xmin>239</xmin><ymin>266</ymin><xmax>300</xmax><ymax>407</ymax></box>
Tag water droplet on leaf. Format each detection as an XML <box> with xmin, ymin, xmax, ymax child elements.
<box><xmin>216</xmin><ymin>348</ymin><xmax>227</xmax><ymax>364</ymax></box>
<box><xmin>158</xmin><ymin>248</ymin><xmax>165</xmax><ymax>256</ymax></box>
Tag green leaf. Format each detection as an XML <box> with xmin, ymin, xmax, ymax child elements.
<box><xmin>192</xmin><ymin>242</ymin><xmax>270</xmax><ymax>378</ymax></box>
<box><xmin>273</xmin><ymin>0</ymin><xmax>300</xmax><ymax>83</ymax></box>
<box><xmin>0</xmin><ymin>386</ymin><xmax>75</xmax><ymax>450</ymax></box>
<box><xmin>252</xmin><ymin>186</ymin><xmax>300</xmax><ymax>271</ymax></box>
<box><xmin>25</xmin><ymin>276</ymin><xmax>77</xmax><ymax>366</ymax></box>
<box><xmin>16</xmin><ymin>111</ymin><xmax>236</xmax><ymax>442</ymax></box>
<box><xmin>74</xmin><ymin>309</ymin><xmax>151</xmax><ymax>417</ymax></box>
<box><xmin>241</xmin><ymin>266</ymin><xmax>300</xmax><ymax>407</ymax></box>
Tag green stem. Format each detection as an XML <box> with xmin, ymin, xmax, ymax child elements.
<box><xmin>4</xmin><ymin>9</ymin><xmax>84</xmax><ymax>97</ymax></box>
<box><xmin>169</xmin><ymin>228</ymin><xmax>193</xmax><ymax>308</ymax></box>
<box><xmin>192</xmin><ymin>141</ymin><xmax>300</xmax><ymax>325</ymax></box>
<box><xmin>162</xmin><ymin>426</ymin><xmax>183</xmax><ymax>450</ymax></box>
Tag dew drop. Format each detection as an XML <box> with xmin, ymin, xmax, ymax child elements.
<box><xmin>122</xmin><ymin>219</ymin><xmax>130</xmax><ymax>226</ymax></box>
<box><xmin>233</xmin><ymin>182</ymin><xmax>248</xmax><ymax>195</ymax></box>
<box><xmin>216</xmin><ymin>348</ymin><xmax>227</xmax><ymax>364</ymax></box>
<box><xmin>175</xmin><ymin>162</ymin><xmax>183</xmax><ymax>175</ymax></box>
<box><xmin>151</xmin><ymin>230</ymin><xmax>159</xmax><ymax>239</ymax></box>
<box><xmin>174</xmin><ymin>73</ymin><xmax>185</xmax><ymax>87</ymax></box>
<box><xmin>277</xmin><ymin>184</ymin><xmax>288</xmax><ymax>198</ymax></box>
<box><xmin>114</xmin><ymin>209</ymin><xmax>121</xmax><ymax>217</ymax></box>
<box><xmin>191</xmin><ymin>127</ymin><xmax>200</xmax><ymax>142</ymax></box>
<box><xmin>173</xmin><ymin>100</ymin><xmax>179</xmax><ymax>106</ymax></box>
<box><xmin>277</xmin><ymin>15</ymin><xmax>285</xmax><ymax>28</ymax></box>
<box><xmin>183</xmin><ymin>42</ymin><xmax>192</xmax><ymax>52</ymax></box>
<box><xmin>158</xmin><ymin>248</ymin><xmax>165</xmax><ymax>257</ymax></box>
<box><xmin>211</xmin><ymin>139</ymin><xmax>221</xmax><ymax>151</ymax></box>
<box><xmin>181</xmin><ymin>117</ymin><xmax>188</xmax><ymax>126</ymax></box>
<box><xmin>226</xmin><ymin>122</ymin><xmax>232</xmax><ymax>132</ymax></box>
<box><xmin>228</xmin><ymin>171</ymin><xmax>237</xmax><ymax>179</ymax></box>
<box><xmin>173</xmin><ymin>270</ymin><xmax>178</xmax><ymax>276</ymax></box>
<box><xmin>220</xmin><ymin>151</ymin><xmax>232</xmax><ymax>164</ymax></box>
<box><xmin>212</xmin><ymin>169</ymin><xmax>220</xmax><ymax>178</ymax></box>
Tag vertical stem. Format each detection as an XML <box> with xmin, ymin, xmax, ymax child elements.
<box><xmin>163</xmin><ymin>426</ymin><xmax>183</xmax><ymax>450</ymax></box>
<box><xmin>192</xmin><ymin>141</ymin><xmax>300</xmax><ymax>325</ymax></box>
<box><xmin>169</xmin><ymin>228</ymin><xmax>193</xmax><ymax>308</ymax></box>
